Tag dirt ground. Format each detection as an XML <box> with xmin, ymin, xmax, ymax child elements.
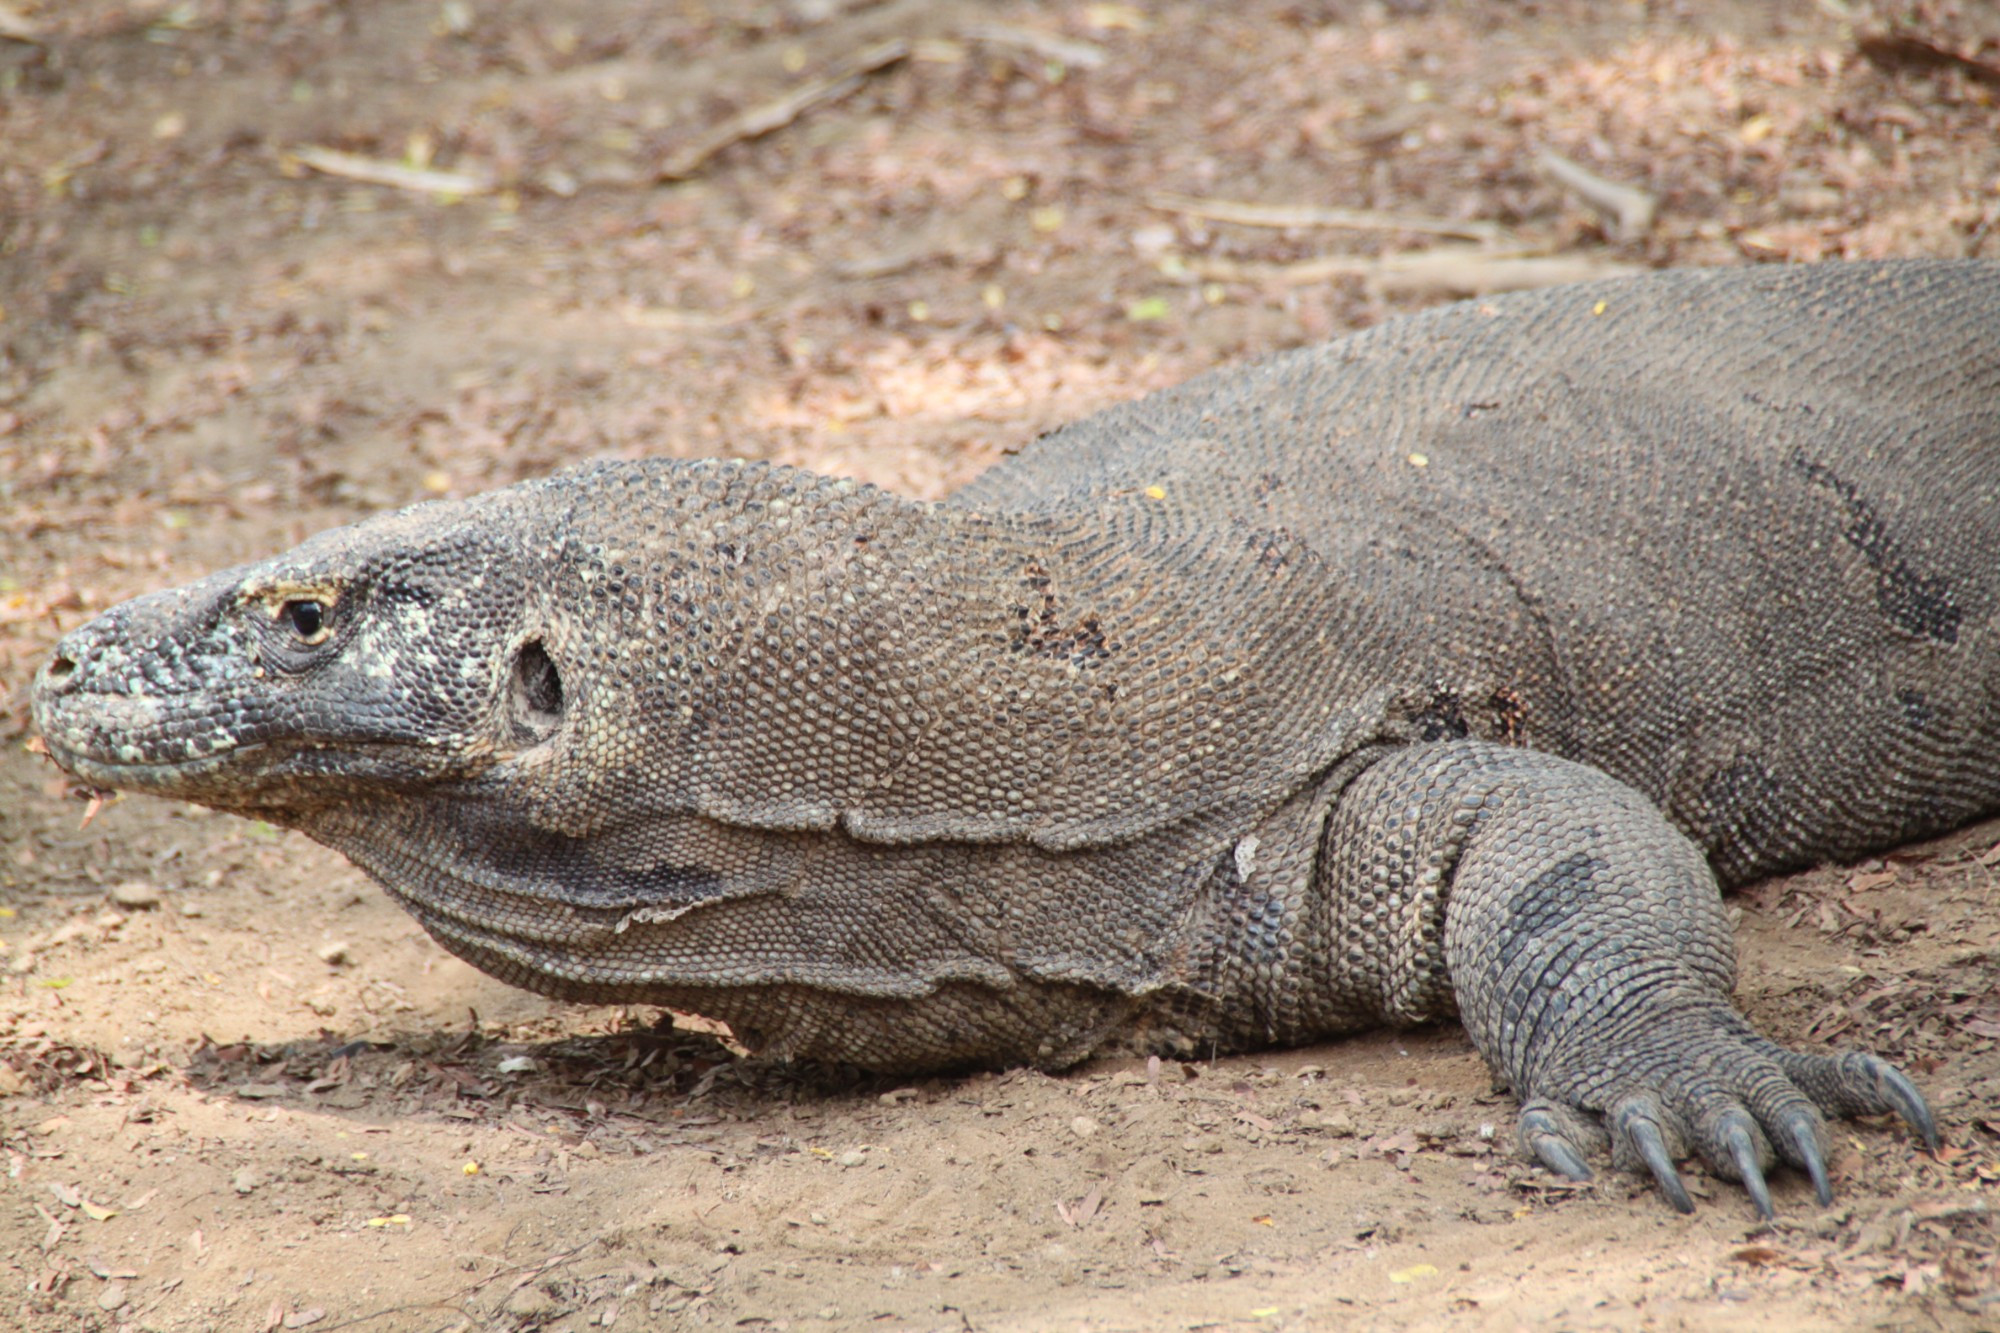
<box><xmin>2</xmin><ymin>1</ymin><xmax>1999</xmax><ymax>1329</ymax></box>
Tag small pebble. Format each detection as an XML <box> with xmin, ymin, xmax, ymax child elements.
<box><xmin>1308</xmin><ymin>1110</ymin><xmax>1357</xmax><ymax>1137</ymax></box>
<box><xmin>315</xmin><ymin>941</ymin><xmax>349</xmax><ymax>965</ymax></box>
<box><xmin>110</xmin><ymin>881</ymin><xmax>161</xmax><ymax>909</ymax></box>
<box><xmin>1070</xmin><ymin>1116</ymin><xmax>1100</xmax><ymax>1139</ymax></box>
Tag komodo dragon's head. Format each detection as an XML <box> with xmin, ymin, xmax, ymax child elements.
<box><xmin>34</xmin><ymin>460</ymin><xmax>974</xmax><ymax>850</ymax></box>
<box><xmin>33</xmin><ymin>480</ymin><xmax>554</xmax><ymax>814</ymax></box>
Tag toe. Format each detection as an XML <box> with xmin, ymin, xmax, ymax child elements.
<box><xmin>1610</xmin><ymin>1096</ymin><xmax>1694</xmax><ymax>1214</ymax></box>
<box><xmin>1862</xmin><ymin>1056</ymin><xmax>1940</xmax><ymax>1152</ymax></box>
<box><xmin>1715</xmin><ymin>1111</ymin><xmax>1774</xmax><ymax>1220</ymax></box>
<box><xmin>1516</xmin><ymin>1097</ymin><xmax>1607</xmax><ymax>1183</ymax></box>
<box><xmin>1633</xmin><ymin>1119</ymin><xmax>1694</xmax><ymax>1214</ymax></box>
<box><xmin>1772</xmin><ymin>1107</ymin><xmax>1833</xmax><ymax>1206</ymax></box>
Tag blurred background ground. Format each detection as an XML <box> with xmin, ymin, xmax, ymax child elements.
<box><xmin>0</xmin><ymin>1</ymin><xmax>1997</xmax><ymax>1329</ymax></box>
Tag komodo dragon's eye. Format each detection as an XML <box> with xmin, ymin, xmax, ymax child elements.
<box><xmin>282</xmin><ymin>600</ymin><xmax>329</xmax><ymax>644</ymax></box>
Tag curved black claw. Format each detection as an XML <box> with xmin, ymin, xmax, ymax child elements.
<box><xmin>1776</xmin><ymin>1109</ymin><xmax>1833</xmax><ymax>1207</ymax></box>
<box><xmin>1628</xmin><ymin>1116</ymin><xmax>1694</xmax><ymax>1215</ymax></box>
<box><xmin>1527</xmin><ymin>1127</ymin><xmax>1594</xmax><ymax>1182</ymax></box>
<box><xmin>1866</xmin><ymin>1056</ymin><xmax>1940</xmax><ymax>1153</ymax></box>
<box><xmin>1718</xmin><ymin>1113</ymin><xmax>1774</xmax><ymax>1221</ymax></box>
<box><xmin>1518</xmin><ymin>1101</ymin><xmax>1604</xmax><ymax>1186</ymax></box>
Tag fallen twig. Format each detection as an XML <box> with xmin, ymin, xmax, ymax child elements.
<box><xmin>1369</xmin><ymin>251</ymin><xmax>1644</xmax><ymax>299</ymax></box>
<box><xmin>291</xmin><ymin>146</ymin><xmax>495</xmax><ymax>196</ymax></box>
<box><xmin>959</xmin><ymin>21</ymin><xmax>1108</xmax><ymax>69</ymax></box>
<box><xmin>1190</xmin><ymin>248</ymin><xmax>1643</xmax><ymax>297</ymax></box>
<box><xmin>1187</xmin><ymin>254</ymin><xmax>1377</xmax><ymax>287</ymax></box>
<box><xmin>618</xmin><ymin>303</ymin><xmax>761</xmax><ymax>332</ymax></box>
<box><xmin>659</xmin><ymin>37</ymin><xmax>911</xmax><ymax>181</ymax></box>
<box><xmin>1147</xmin><ymin>191</ymin><xmax>1505</xmax><ymax>243</ymax></box>
<box><xmin>1537</xmin><ymin>150</ymin><xmax>1656</xmax><ymax>243</ymax></box>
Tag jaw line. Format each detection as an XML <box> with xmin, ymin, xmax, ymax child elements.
<box><xmin>43</xmin><ymin>731</ymin><xmax>504</xmax><ymax>815</ymax></box>
<box><xmin>41</xmin><ymin>741</ymin><xmax>261</xmax><ymax>785</ymax></box>
<box><xmin>37</xmin><ymin>739</ymin><xmax>288</xmax><ymax>805</ymax></box>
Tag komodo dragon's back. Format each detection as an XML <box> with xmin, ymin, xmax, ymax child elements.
<box><xmin>34</xmin><ymin>259</ymin><xmax>1999</xmax><ymax>1217</ymax></box>
<box><xmin>959</xmin><ymin>261</ymin><xmax>2000</xmax><ymax>883</ymax></box>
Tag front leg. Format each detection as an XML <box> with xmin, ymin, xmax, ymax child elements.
<box><xmin>1320</xmin><ymin>741</ymin><xmax>1937</xmax><ymax>1217</ymax></box>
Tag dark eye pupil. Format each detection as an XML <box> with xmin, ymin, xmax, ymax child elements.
<box><xmin>287</xmin><ymin>600</ymin><xmax>324</xmax><ymax>639</ymax></box>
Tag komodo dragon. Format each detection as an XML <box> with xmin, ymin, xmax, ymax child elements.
<box><xmin>33</xmin><ymin>260</ymin><xmax>1995</xmax><ymax>1217</ymax></box>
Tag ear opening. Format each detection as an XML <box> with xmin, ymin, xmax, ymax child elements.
<box><xmin>509</xmin><ymin>639</ymin><xmax>565</xmax><ymax>742</ymax></box>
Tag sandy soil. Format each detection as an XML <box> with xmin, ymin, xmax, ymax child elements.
<box><xmin>2</xmin><ymin>1</ymin><xmax>1998</xmax><ymax>1329</ymax></box>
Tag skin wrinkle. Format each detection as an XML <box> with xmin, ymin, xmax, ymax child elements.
<box><xmin>1384</xmin><ymin>481</ymin><xmax>1577</xmax><ymax>748</ymax></box>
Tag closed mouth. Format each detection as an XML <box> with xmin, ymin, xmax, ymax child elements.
<box><xmin>36</xmin><ymin>735</ymin><xmax>255</xmax><ymax>789</ymax></box>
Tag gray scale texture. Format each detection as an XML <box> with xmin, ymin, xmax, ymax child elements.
<box><xmin>33</xmin><ymin>259</ymin><xmax>1997</xmax><ymax>1211</ymax></box>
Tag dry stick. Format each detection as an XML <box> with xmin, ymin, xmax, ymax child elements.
<box><xmin>1370</xmin><ymin>251</ymin><xmax>1643</xmax><ymax>299</ymax></box>
<box><xmin>1147</xmin><ymin>191</ymin><xmax>1506</xmax><ymax>244</ymax></box>
<box><xmin>959</xmin><ymin>21</ymin><xmax>1109</xmax><ymax>69</ymax></box>
<box><xmin>659</xmin><ymin>37</ymin><xmax>911</xmax><ymax>181</ymax></box>
<box><xmin>292</xmin><ymin>147</ymin><xmax>495</xmax><ymax>196</ymax></box>
<box><xmin>1536</xmin><ymin>150</ymin><xmax>1656</xmax><ymax>243</ymax></box>
<box><xmin>619</xmin><ymin>302</ymin><xmax>762</xmax><ymax>331</ymax></box>
<box><xmin>1190</xmin><ymin>249</ymin><xmax>1643</xmax><ymax>297</ymax></box>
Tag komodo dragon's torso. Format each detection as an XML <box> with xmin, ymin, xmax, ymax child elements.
<box><xmin>35</xmin><ymin>260</ymin><xmax>1994</xmax><ymax>1215</ymax></box>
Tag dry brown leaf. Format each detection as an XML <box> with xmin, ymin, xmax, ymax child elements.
<box><xmin>1858</xmin><ymin>32</ymin><xmax>2000</xmax><ymax>90</ymax></box>
<box><xmin>1732</xmin><ymin>1244</ymin><xmax>1786</xmax><ymax>1266</ymax></box>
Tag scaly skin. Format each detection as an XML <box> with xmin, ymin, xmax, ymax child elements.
<box><xmin>37</xmin><ymin>260</ymin><xmax>1994</xmax><ymax>1215</ymax></box>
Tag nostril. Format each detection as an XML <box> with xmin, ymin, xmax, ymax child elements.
<box><xmin>44</xmin><ymin>654</ymin><xmax>77</xmax><ymax>688</ymax></box>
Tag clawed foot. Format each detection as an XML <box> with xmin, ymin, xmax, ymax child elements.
<box><xmin>1518</xmin><ymin>1035</ymin><xmax>1937</xmax><ymax>1218</ymax></box>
